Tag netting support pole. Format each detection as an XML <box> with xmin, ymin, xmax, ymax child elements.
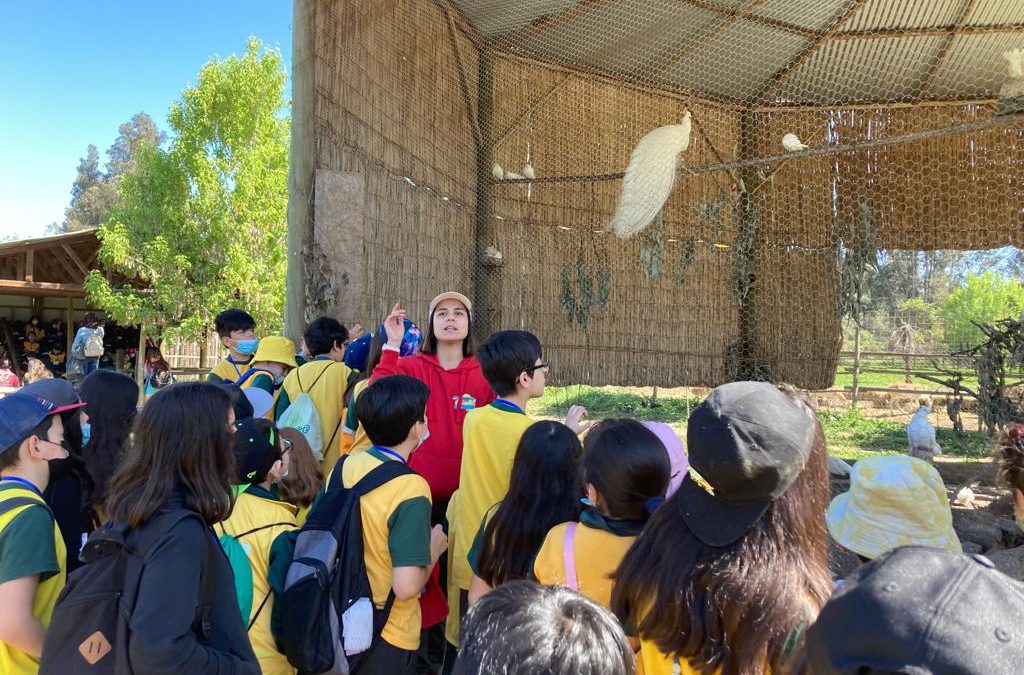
<box><xmin>734</xmin><ymin>110</ymin><xmax>762</xmax><ymax>380</ymax></box>
<box><xmin>472</xmin><ymin>51</ymin><xmax>499</xmax><ymax>340</ymax></box>
<box><xmin>851</xmin><ymin>324</ymin><xmax>862</xmax><ymax>409</ymax></box>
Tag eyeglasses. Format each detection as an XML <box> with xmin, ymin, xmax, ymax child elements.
<box><xmin>282</xmin><ymin>438</ymin><xmax>293</xmax><ymax>454</ymax></box>
<box><xmin>37</xmin><ymin>438</ymin><xmax>71</xmax><ymax>454</ymax></box>
<box><xmin>523</xmin><ymin>362</ymin><xmax>550</xmax><ymax>375</ymax></box>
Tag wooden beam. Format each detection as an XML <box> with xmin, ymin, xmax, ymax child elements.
<box><xmin>645</xmin><ymin>0</ymin><xmax>771</xmax><ymax>81</ymax></box>
<box><xmin>914</xmin><ymin>0</ymin><xmax>981</xmax><ymax>99</ymax></box>
<box><xmin>752</xmin><ymin>0</ymin><xmax>870</xmax><ymax>105</ymax></box>
<box><xmin>47</xmin><ymin>248</ymin><xmax>82</xmax><ymax>284</ymax></box>
<box><xmin>674</xmin><ymin>0</ymin><xmax>814</xmax><ymax>38</ymax></box>
<box><xmin>0</xmin><ymin>279</ymin><xmax>86</xmax><ymax>298</ymax></box>
<box><xmin>495</xmin><ymin>0</ymin><xmax>617</xmax><ymax>46</ymax></box>
<box><xmin>66</xmin><ymin>296</ymin><xmax>74</xmax><ymax>355</ymax></box>
<box><xmin>61</xmin><ymin>244</ymin><xmax>90</xmax><ymax>276</ymax></box>
<box><xmin>834</xmin><ymin>22</ymin><xmax>1024</xmax><ymax>41</ymax></box>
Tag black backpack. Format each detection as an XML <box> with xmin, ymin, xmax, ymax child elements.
<box><xmin>39</xmin><ymin>511</ymin><xmax>215</xmax><ymax>674</ymax></box>
<box><xmin>278</xmin><ymin>454</ymin><xmax>414</xmax><ymax>674</ymax></box>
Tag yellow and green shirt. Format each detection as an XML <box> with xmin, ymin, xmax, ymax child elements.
<box><xmin>341</xmin><ymin>449</ymin><xmax>432</xmax><ymax>651</ymax></box>
<box><xmin>276</xmin><ymin>358</ymin><xmax>353</xmax><ymax>476</ymax></box>
<box><xmin>0</xmin><ymin>483</ymin><xmax>67</xmax><ymax>675</ymax></box>
<box><xmin>208</xmin><ymin>354</ymin><xmax>254</xmax><ymax>384</ymax></box>
<box><xmin>216</xmin><ymin>486</ymin><xmax>298</xmax><ymax>675</ymax></box>
<box><xmin>446</xmin><ymin>401</ymin><xmax>533</xmax><ymax>645</ymax></box>
<box><xmin>343</xmin><ymin>379</ymin><xmax>372</xmax><ymax>455</ymax></box>
<box><xmin>533</xmin><ymin>509</ymin><xmax>643</xmax><ymax>611</ymax></box>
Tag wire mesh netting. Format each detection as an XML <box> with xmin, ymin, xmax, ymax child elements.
<box><xmin>295</xmin><ymin>0</ymin><xmax>1024</xmax><ymax>392</ymax></box>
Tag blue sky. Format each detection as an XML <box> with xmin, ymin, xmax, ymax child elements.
<box><xmin>0</xmin><ymin>1</ymin><xmax>292</xmax><ymax>240</ymax></box>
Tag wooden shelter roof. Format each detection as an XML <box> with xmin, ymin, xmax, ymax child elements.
<box><xmin>0</xmin><ymin>229</ymin><xmax>100</xmax><ymax>298</ymax></box>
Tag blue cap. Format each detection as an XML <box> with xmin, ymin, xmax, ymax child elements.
<box><xmin>0</xmin><ymin>391</ymin><xmax>84</xmax><ymax>454</ymax></box>
<box><xmin>343</xmin><ymin>319</ymin><xmax>421</xmax><ymax>372</ymax></box>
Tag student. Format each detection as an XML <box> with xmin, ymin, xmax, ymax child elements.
<box><xmin>373</xmin><ymin>294</ymin><xmax>495</xmax><ymax>512</ymax></box>
<box><xmin>998</xmin><ymin>422</ymin><xmax>1024</xmax><ymax>529</ymax></box>
<box><xmin>344</xmin><ymin>375</ymin><xmax>448</xmax><ymax>674</ymax></box>
<box><xmin>208</xmin><ymin>308</ymin><xmax>259</xmax><ymax>384</ymax></box>
<box><xmin>455</xmin><ymin>580</ymin><xmax>636</xmax><ymax>675</ymax></box>
<box><xmin>276</xmin><ymin>318</ymin><xmax>353</xmax><ymax>473</ymax></box>
<box><xmin>22</xmin><ymin>358</ymin><xmax>52</xmax><ymax>385</ymax></box>
<box><xmin>0</xmin><ymin>357</ymin><xmax>20</xmax><ymax>389</ymax></box>
<box><xmin>446</xmin><ymin>330</ymin><xmax>588</xmax><ymax>651</ymax></box>
<box><xmin>827</xmin><ymin>454</ymin><xmax>961</xmax><ymax>564</ymax></box>
<box><xmin>533</xmin><ymin>419</ymin><xmax>669</xmax><ymax>611</ymax></box>
<box><xmin>803</xmin><ymin>546</ymin><xmax>1024</xmax><ymax>674</ymax></box>
<box><xmin>43</xmin><ymin>347</ymin><xmax>65</xmax><ymax>377</ymax></box>
<box><xmin>233</xmin><ymin>337</ymin><xmax>298</xmax><ymax>419</ymax></box>
<box><xmin>79</xmin><ymin>371</ymin><xmax>139</xmax><ymax>521</ymax></box>
<box><xmin>0</xmin><ymin>390</ymin><xmax>83</xmax><ymax>673</ymax></box>
<box><xmin>468</xmin><ymin>421</ymin><xmax>583</xmax><ymax>605</ymax></box>
<box><xmin>27</xmin><ymin>379</ymin><xmax>92</xmax><ymax>573</ymax></box>
<box><xmin>68</xmin><ymin>313</ymin><xmax>104</xmax><ymax>380</ymax></box>
<box><xmin>23</xmin><ymin>316</ymin><xmax>45</xmax><ymax>353</ymax></box>
<box><xmin>612</xmin><ymin>382</ymin><xmax>832</xmax><ymax>675</ymax></box>
<box><xmin>343</xmin><ymin>319</ymin><xmax>421</xmax><ymax>455</ymax></box>
<box><xmin>276</xmin><ymin>427</ymin><xmax>324</xmax><ymax>524</ymax></box>
<box><xmin>143</xmin><ymin>347</ymin><xmax>174</xmax><ymax>396</ymax></box>
<box><xmin>103</xmin><ymin>382</ymin><xmax>259</xmax><ymax>673</ymax></box>
<box><xmin>216</xmin><ymin>418</ymin><xmax>297</xmax><ymax>675</ymax></box>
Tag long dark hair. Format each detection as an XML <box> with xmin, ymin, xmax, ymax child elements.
<box><xmin>476</xmin><ymin>421</ymin><xmax>583</xmax><ymax>587</ymax></box>
<box><xmin>611</xmin><ymin>393</ymin><xmax>831</xmax><ymax>675</ymax></box>
<box><xmin>584</xmin><ymin>419</ymin><xmax>670</xmax><ymax>522</ymax></box>
<box><xmin>80</xmin><ymin>370</ymin><xmax>139</xmax><ymax>507</ymax></box>
<box><xmin>106</xmin><ymin>382</ymin><xmax>236</xmax><ymax>527</ymax></box>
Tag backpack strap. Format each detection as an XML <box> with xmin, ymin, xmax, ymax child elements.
<box><xmin>0</xmin><ymin>495</ymin><xmax>52</xmax><ymax>520</ymax></box>
<box><xmin>352</xmin><ymin>459</ymin><xmax>416</xmax><ymax>496</ymax></box>
<box><xmin>235</xmin><ymin>367</ymin><xmax>273</xmax><ymax>389</ymax></box>
<box><xmin>563</xmin><ymin>522</ymin><xmax>579</xmax><ymax>591</ymax></box>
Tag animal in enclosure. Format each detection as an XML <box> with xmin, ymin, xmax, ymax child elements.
<box><xmin>1000</xmin><ymin>49</ymin><xmax>1024</xmax><ymax>102</ymax></box>
<box><xmin>907</xmin><ymin>401</ymin><xmax>942</xmax><ymax>462</ymax></box>
<box><xmin>781</xmin><ymin>133</ymin><xmax>808</xmax><ymax>152</ymax></box>
<box><xmin>609</xmin><ymin>111</ymin><xmax>692</xmax><ymax>238</ymax></box>
<box><xmin>828</xmin><ymin>454</ymin><xmax>853</xmax><ymax>477</ymax></box>
<box><xmin>492</xmin><ymin>163</ymin><xmax>505</xmax><ymax>180</ymax></box>
<box><xmin>521</xmin><ymin>161</ymin><xmax>535</xmax><ymax>180</ymax></box>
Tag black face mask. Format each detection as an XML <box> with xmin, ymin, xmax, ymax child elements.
<box><xmin>47</xmin><ymin>456</ymin><xmax>73</xmax><ymax>483</ymax></box>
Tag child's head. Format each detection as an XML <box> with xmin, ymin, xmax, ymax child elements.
<box><xmin>422</xmin><ymin>291</ymin><xmax>476</xmax><ymax>357</ymax></box>
<box><xmin>998</xmin><ymin>422</ymin><xmax>1024</xmax><ymax>527</ymax></box>
<box><xmin>215</xmin><ymin>308</ymin><xmax>258</xmax><ymax>354</ymax></box>
<box><xmin>0</xmin><ymin>392</ymin><xmax>82</xmax><ymax>481</ymax></box>
<box><xmin>805</xmin><ymin>546</ymin><xmax>1024</xmax><ymax>674</ymax></box>
<box><xmin>827</xmin><ymin>455</ymin><xmax>960</xmax><ymax>561</ymax></box>
<box><xmin>277</xmin><ymin>427</ymin><xmax>323</xmax><ymax>508</ymax></box>
<box><xmin>303</xmin><ymin>317</ymin><xmax>349</xmax><ymax>359</ymax></box>
<box><xmin>107</xmin><ymin>382</ymin><xmax>237</xmax><ymax>527</ymax></box>
<box><xmin>355</xmin><ymin>375</ymin><xmax>430</xmax><ymax>449</ymax></box>
<box><xmin>251</xmin><ymin>336</ymin><xmax>299</xmax><ymax>380</ymax></box>
<box><xmin>232</xmin><ymin>418</ymin><xmax>289</xmax><ymax>486</ymax></box>
<box><xmin>0</xmin><ymin>357</ymin><xmax>10</xmax><ymax>370</ymax></box>
<box><xmin>477</xmin><ymin>421</ymin><xmax>583</xmax><ymax>586</ymax></box>
<box><xmin>81</xmin><ymin>312</ymin><xmax>101</xmax><ymax>328</ymax></box>
<box><xmin>456</xmin><ymin>580</ymin><xmax>635</xmax><ymax>675</ymax></box>
<box><xmin>145</xmin><ymin>346</ymin><xmax>163</xmax><ymax>364</ymax></box>
<box><xmin>477</xmin><ymin>330</ymin><xmax>545</xmax><ymax>398</ymax></box>
<box><xmin>583</xmin><ymin>419</ymin><xmax>670</xmax><ymax>521</ymax></box>
<box><xmin>611</xmin><ymin>382</ymin><xmax>831</xmax><ymax>675</ymax></box>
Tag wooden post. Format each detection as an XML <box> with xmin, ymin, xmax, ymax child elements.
<box><xmin>135</xmin><ymin>323</ymin><xmax>146</xmax><ymax>403</ymax></box>
<box><xmin>65</xmin><ymin>296</ymin><xmax>74</xmax><ymax>356</ymax></box>
<box><xmin>199</xmin><ymin>332</ymin><xmax>209</xmax><ymax>371</ymax></box>
<box><xmin>24</xmin><ymin>250</ymin><xmax>33</xmax><ymax>282</ymax></box>
<box><xmin>851</xmin><ymin>323</ymin><xmax>862</xmax><ymax>409</ymax></box>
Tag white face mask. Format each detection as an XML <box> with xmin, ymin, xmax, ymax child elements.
<box><xmin>417</xmin><ymin>427</ymin><xmax>430</xmax><ymax>449</ymax></box>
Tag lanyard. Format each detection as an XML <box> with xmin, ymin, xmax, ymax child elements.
<box><xmin>493</xmin><ymin>398</ymin><xmax>524</xmax><ymax>414</ymax></box>
<box><xmin>0</xmin><ymin>476</ymin><xmax>43</xmax><ymax>496</ymax></box>
<box><xmin>372</xmin><ymin>446</ymin><xmax>407</xmax><ymax>464</ymax></box>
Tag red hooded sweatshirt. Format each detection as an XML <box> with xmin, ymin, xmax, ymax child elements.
<box><xmin>371</xmin><ymin>348</ymin><xmax>496</xmax><ymax>503</ymax></box>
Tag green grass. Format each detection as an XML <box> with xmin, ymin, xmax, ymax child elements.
<box><xmin>530</xmin><ymin>386</ymin><xmax>992</xmax><ymax>461</ymax></box>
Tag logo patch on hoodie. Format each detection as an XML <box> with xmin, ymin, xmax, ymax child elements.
<box><xmin>453</xmin><ymin>394</ymin><xmax>477</xmax><ymax>411</ymax></box>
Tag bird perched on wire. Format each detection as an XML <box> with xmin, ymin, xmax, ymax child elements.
<box><xmin>521</xmin><ymin>162</ymin><xmax>536</xmax><ymax>180</ymax></box>
<box><xmin>782</xmin><ymin>133</ymin><xmax>808</xmax><ymax>152</ymax></box>
<box><xmin>908</xmin><ymin>400</ymin><xmax>942</xmax><ymax>462</ymax></box>
<box><xmin>492</xmin><ymin>163</ymin><xmax>505</xmax><ymax>181</ymax></box>
<box><xmin>609</xmin><ymin>111</ymin><xmax>693</xmax><ymax>238</ymax></box>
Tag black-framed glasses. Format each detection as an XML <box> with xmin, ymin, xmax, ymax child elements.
<box><xmin>524</xmin><ymin>362</ymin><xmax>550</xmax><ymax>375</ymax></box>
<box><xmin>37</xmin><ymin>438</ymin><xmax>71</xmax><ymax>454</ymax></box>
<box><xmin>282</xmin><ymin>438</ymin><xmax>294</xmax><ymax>454</ymax></box>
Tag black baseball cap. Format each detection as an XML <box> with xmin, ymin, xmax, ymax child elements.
<box><xmin>232</xmin><ymin>418</ymin><xmax>281</xmax><ymax>485</ymax></box>
<box><xmin>806</xmin><ymin>546</ymin><xmax>1024</xmax><ymax>674</ymax></box>
<box><xmin>678</xmin><ymin>381</ymin><xmax>816</xmax><ymax>547</ymax></box>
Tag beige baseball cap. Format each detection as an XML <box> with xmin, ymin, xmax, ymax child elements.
<box><xmin>428</xmin><ymin>291</ymin><xmax>472</xmax><ymax>317</ymax></box>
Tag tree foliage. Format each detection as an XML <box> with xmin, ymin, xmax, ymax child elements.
<box><xmin>940</xmin><ymin>271</ymin><xmax>1024</xmax><ymax>350</ymax></box>
<box><xmin>85</xmin><ymin>38</ymin><xmax>289</xmax><ymax>340</ymax></box>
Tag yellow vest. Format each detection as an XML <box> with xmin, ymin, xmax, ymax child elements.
<box><xmin>347</xmin><ymin>380</ymin><xmax>372</xmax><ymax>455</ymax></box>
<box><xmin>280</xmin><ymin>359</ymin><xmax>353</xmax><ymax>477</ymax></box>
<box><xmin>216</xmin><ymin>490</ymin><xmax>298</xmax><ymax>675</ymax></box>
<box><xmin>446</xmin><ymin>403</ymin><xmax>533</xmax><ymax>645</ymax></box>
<box><xmin>210</xmin><ymin>355</ymin><xmax>252</xmax><ymax>383</ymax></box>
<box><xmin>0</xmin><ymin>487</ymin><xmax>67</xmax><ymax>675</ymax></box>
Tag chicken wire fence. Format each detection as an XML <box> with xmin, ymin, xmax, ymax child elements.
<box><xmin>293</xmin><ymin>0</ymin><xmax>1024</xmax><ymax>394</ymax></box>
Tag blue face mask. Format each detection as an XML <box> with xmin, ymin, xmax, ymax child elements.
<box><xmin>81</xmin><ymin>421</ymin><xmax>91</xmax><ymax>446</ymax></box>
<box><xmin>235</xmin><ymin>339</ymin><xmax>260</xmax><ymax>355</ymax></box>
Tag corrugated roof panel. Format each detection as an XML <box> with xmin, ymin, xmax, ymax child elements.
<box><xmin>513</xmin><ymin>0</ymin><xmax>724</xmax><ymax>82</ymax></box>
<box><xmin>755</xmin><ymin>0</ymin><xmax>853</xmax><ymax>32</ymax></box>
<box><xmin>451</xmin><ymin>0</ymin><xmax>580</xmax><ymax>39</ymax></box>
<box><xmin>966</xmin><ymin>0</ymin><xmax>1024</xmax><ymax>26</ymax></box>
<box><xmin>928</xmin><ymin>32</ymin><xmax>1024</xmax><ymax>99</ymax></box>
<box><xmin>655</xmin><ymin>22</ymin><xmax>809</xmax><ymax>101</ymax></box>
<box><xmin>841</xmin><ymin>0</ymin><xmax>964</xmax><ymax>32</ymax></box>
<box><xmin>774</xmin><ymin>35</ymin><xmax>946</xmax><ymax>103</ymax></box>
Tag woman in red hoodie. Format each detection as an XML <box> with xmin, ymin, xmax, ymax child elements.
<box><xmin>373</xmin><ymin>292</ymin><xmax>496</xmax><ymax>516</ymax></box>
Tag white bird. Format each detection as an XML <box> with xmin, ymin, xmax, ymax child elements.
<box><xmin>609</xmin><ymin>111</ymin><xmax>693</xmax><ymax>239</ymax></box>
<box><xmin>491</xmin><ymin>163</ymin><xmax>505</xmax><ymax>181</ymax></box>
<box><xmin>954</xmin><ymin>486</ymin><xmax>976</xmax><ymax>508</ymax></box>
<box><xmin>782</xmin><ymin>133</ymin><xmax>808</xmax><ymax>152</ymax></box>
<box><xmin>908</xmin><ymin>404</ymin><xmax>942</xmax><ymax>461</ymax></box>
<box><xmin>504</xmin><ymin>171</ymin><xmax>525</xmax><ymax>180</ymax></box>
<box><xmin>828</xmin><ymin>454</ymin><xmax>853</xmax><ymax>477</ymax></box>
<box><xmin>521</xmin><ymin>162</ymin><xmax>536</xmax><ymax>180</ymax></box>
<box><xmin>1004</xmin><ymin>49</ymin><xmax>1024</xmax><ymax>79</ymax></box>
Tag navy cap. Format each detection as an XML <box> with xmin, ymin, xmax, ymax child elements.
<box><xmin>21</xmin><ymin>379</ymin><xmax>80</xmax><ymax>409</ymax></box>
<box><xmin>0</xmin><ymin>391</ymin><xmax>85</xmax><ymax>454</ymax></box>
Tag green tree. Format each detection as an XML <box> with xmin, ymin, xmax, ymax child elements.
<box><xmin>106</xmin><ymin>112</ymin><xmax>165</xmax><ymax>178</ymax></box>
<box><xmin>940</xmin><ymin>271</ymin><xmax>1024</xmax><ymax>350</ymax></box>
<box><xmin>85</xmin><ymin>38</ymin><xmax>290</xmax><ymax>340</ymax></box>
<box><xmin>65</xmin><ymin>145</ymin><xmax>119</xmax><ymax>231</ymax></box>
